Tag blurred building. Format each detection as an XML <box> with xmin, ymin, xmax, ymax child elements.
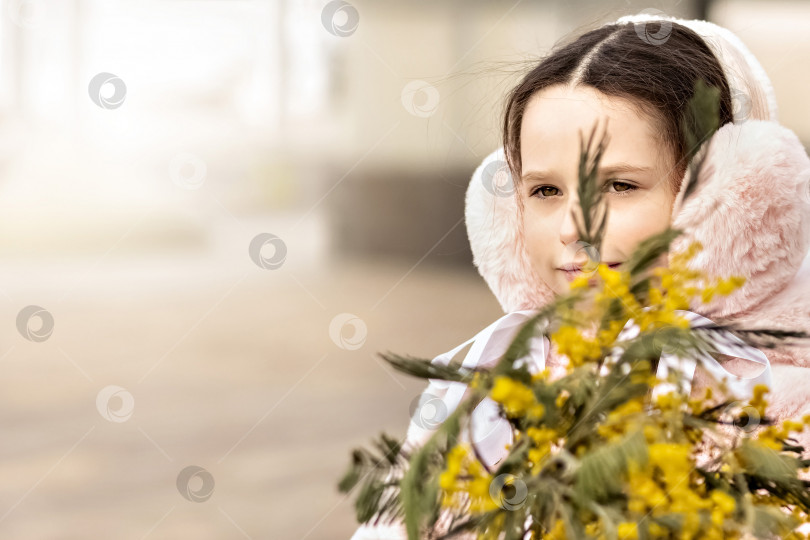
<box><xmin>0</xmin><ymin>0</ymin><xmax>805</xmax><ymax>269</ymax></box>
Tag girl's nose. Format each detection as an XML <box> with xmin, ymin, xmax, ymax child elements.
<box><xmin>559</xmin><ymin>195</ymin><xmax>584</xmax><ymax>245</ymax></box>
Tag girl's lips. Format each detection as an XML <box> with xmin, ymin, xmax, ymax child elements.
<box><xmin>559</xmin><ymin>262</ymin><xmax>622</xmax><ymax>282</ymax></box>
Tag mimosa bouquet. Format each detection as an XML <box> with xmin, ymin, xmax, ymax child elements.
<box><xmin>339</xmin><ymin>81</ymin><xmax>810</xmax><ymax>539</ymax></box>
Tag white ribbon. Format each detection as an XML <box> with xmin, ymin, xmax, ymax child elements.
<box><xmin>428</xmin><ymin>310</ymin><xmax>546</xmax><ymax>411</ymax></box>
<box><xmin>424</xmin><ymin>310</ymin><xmax>545</xmax><ymax>467</ymax></box>
<box><xmin>608</xmin><ymin>309</ymin><xmax>772</xmax><ymax>401</ymax></box>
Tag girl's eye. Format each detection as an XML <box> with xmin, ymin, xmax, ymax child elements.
<box><xmin>529</xmin><ymin>185</ymin><xmax>560</xmax><ymax>198</ymax></box>
<box><xmin>529</xmin><ymin>181</ymin><xmax>636</xmax><ymax>199</ymax></box>
<box><xmin>604</xmin><ymin>179</ymin><xmax>637</xmax><ymax>195</ymax></box>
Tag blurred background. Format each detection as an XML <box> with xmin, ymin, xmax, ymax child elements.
<box><xmin>0</xmin><ymin>0</ymin><xmax>806</xmax><ymax>538</ymax></box>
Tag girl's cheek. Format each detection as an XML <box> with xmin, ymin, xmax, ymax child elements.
<box><xmin>606</xmin><ymin>202</ymin><xmax>670</xmax><ymax>249</ymax></box>
<box><xmin>523</xmin><ymin>217</ymin><xmax>553</xmax><ymax>263</ymax></box>
<box><xmin>602</xmin><ymin>207</ymin><xmax>638</xmax><ymax>255</ymax></box>
<box><xmin>525</xmin><ymin>215</ymin><xmax>556</xmax><ymax>253</ymax></box>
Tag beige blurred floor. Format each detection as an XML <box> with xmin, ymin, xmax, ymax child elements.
<box><xmin>0</xmin><ymin>237</ymin><xmax>503</xmax><ymax>539</ymax></box>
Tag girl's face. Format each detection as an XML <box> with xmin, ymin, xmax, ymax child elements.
<box><xmin>519</xmin><ymin>84</ymin><xmax>678</xmax><ymax>296</ymax></box>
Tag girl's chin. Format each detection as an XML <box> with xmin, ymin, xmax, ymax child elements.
<box><xmin>551</xmin><ymin>279</ymin><xmax>572</xmax><ymax>296</ymax></box>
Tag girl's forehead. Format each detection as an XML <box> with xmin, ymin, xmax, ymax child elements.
<box><xmin>522</xmin><ymin>85</ymin><xmax>655</xmax><ymax>135</ymax></box>
<box><xmin>526</xmin><ymin>84</ymin><xmax>631</xmax><ymax>108</ymax></box>
<box><xmin>520</xmin><ymin>85</ymin><xmax>668</xmax><ymax>173</ymax></box>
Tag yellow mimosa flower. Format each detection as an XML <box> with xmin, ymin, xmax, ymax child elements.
<box><xmin>490</xmin><ymin>376</ymin><xmax>537</xmax><ymax>417</ymax></box>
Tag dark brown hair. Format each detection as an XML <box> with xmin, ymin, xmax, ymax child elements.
<box><xmin>502</xmin><ymin>20</ymin><xmax>734</xmax><ymax>201</ymax></box>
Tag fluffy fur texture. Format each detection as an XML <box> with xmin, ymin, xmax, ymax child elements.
<box><xmin>466</xmin><ymin>119</ymin><xmax>810</xmax><ymax>448</ymax></box>
<box><xmin>671</xmin><ymin>120</ymin><xmax>810</xmax><ymax>321</ymax></box>
<box><xmin>465</xmin><ymin>17</ymin><xmax>810</xmax><ymax>438</ymax></box>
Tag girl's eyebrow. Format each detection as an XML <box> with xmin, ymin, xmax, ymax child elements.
<box><xmin>599</xmin><ymin>163</ymin><xmax>652</xmax><ymax>175</ymax></box>
<box><xmin>520</xmin><ymin>163</ymin><xmax>651</xmax><ymax>183</ymax></box>
<box><xmin>520</xmin><ymin>170</ymin><xmax>553</xmax><ymax>183</ymax></box>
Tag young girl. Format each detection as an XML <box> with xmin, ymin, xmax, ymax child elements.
<box><xmin>352</xmin><ymin>11</ymin><xmax>810</xmax><ymax>539</ymax></box>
